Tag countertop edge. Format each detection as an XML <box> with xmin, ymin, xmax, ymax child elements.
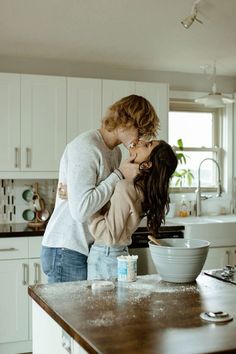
<box><xmin>28</xmin><ymin>286</ymin><xmax>98</xmax><ymax>354</ymax></box>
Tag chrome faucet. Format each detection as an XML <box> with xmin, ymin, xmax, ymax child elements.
<box><xmin>195</xmin><ymin>158</ymin><xmax>222</xmax><ymax>216</ymax></box>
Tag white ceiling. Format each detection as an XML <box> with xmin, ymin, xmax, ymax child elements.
<box><xmin>0</xmin><ymin>0</ymin><xmax>236</xmax><ymax>76</ymax></box>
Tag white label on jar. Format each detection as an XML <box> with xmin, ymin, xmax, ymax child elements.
<box><xmin>117</xmin><ymin>255</ymin><xmax>138</xmax><ymax>282</ymax></box>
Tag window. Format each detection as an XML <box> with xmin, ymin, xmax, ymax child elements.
<box><xmin>169</xmin><ymin>101</ymin><xmax>222</xmax><ymax>191</ymax></box>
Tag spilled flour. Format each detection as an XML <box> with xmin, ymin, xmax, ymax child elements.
<box><xmin>34</xmin><ymin>274</ymin><xmax>219</xmax><ymax>328</ymax></box>
<box><xmin>121</xmin><ymin>274</ymin><xmax>199</xmax><ymax>293</ymax></box>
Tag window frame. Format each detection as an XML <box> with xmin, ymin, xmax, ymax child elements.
<box><xmin>169</xmin><ymin>99</ymin><xmax>223</xmax><ymax>193</ymax></box>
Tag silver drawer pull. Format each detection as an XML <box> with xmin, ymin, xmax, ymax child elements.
<box><xmin>0</xmin><ymin>247</ymin><xmax>17</xmax><ymax>252</ymax></box>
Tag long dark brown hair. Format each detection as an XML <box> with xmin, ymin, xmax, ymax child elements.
<box><xmin>134</xmin><ymin>140</ymin><xmax>178</xmax><ymax>236</ymax></box>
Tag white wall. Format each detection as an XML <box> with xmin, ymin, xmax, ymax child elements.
<box><xmin>0</xmin><ymin>55</ymin><xmax>236</xmax><ymax>93</ymax></box>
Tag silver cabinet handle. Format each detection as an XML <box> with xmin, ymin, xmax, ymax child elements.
<box><xmin>22</xmin><ymin>263</ymin><xmax>29</xmax><ymax>285</ymax></box>
<box><xmin>34</xmin><ymin>263</ymin><xmax>40</xmax><ymax>284</ymax></box>
<box><xmin>26</xmin><ymin>147</ymin><xmax>31</xmax><ymax>168</ymax></box>
<box><xmin>0</xmin><ymin>247</ymin><xmax>17</xmax><ymax>252</ymax></box>
<box><xmin>14</xmin><ymin>147</ymin><xmax>20</xmax><ymax>168</ymax></box>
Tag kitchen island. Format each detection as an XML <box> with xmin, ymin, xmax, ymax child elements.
<box><xmin>28</xmin><ymin>274</ymin><xmax>236</xmax><ymax>354</ymax></box>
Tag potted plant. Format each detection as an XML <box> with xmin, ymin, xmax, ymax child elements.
<box><xmin>173</xmin><ymin>139</ymin><xmax>194</xmax><ymax>188</ymax></box>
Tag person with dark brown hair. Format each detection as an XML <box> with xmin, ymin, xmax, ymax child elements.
<box><xmin>87</xmin><ymin>140</ymin><xmax>178</xmax><ymax>280</ymax></box>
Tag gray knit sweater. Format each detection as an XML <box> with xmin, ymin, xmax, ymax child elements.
<box><xmin>42</xmin><ymin>130</ymin><xmax>121</xmax><ymax>256</ymax></box>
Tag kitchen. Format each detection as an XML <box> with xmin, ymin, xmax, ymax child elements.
<box><xmin>1</xmin><ymin>0</ymin><xmax>236</xmax><ymax>353</ymax></box>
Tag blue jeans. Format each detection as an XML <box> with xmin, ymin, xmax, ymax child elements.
<box><xmin>87</xmin><ymin>244</ymin><xmax>129</xmax><ymax>280</ymax></box>
<box><xmin>41</xmin><ymin>246</ymin><xmax>87</xmax><ymax>283</ymax></box>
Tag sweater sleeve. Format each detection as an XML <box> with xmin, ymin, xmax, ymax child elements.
<box><xmin>88</xmin><ymin>181</ymin><xmax>143</xmax><ymax>245</ymax></box>
<box><xmin>67</xmin><ymin>136</ymin><xmax>121</xmax><ymax>223</ymax></box>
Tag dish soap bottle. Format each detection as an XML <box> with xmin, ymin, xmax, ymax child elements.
<box><xmin>179</xmin><ymin>195</ymin><xmax>189</xmax><ymax>217</ymax></box>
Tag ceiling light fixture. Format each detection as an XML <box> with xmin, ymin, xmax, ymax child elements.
<box><xmin>195</xmin><ymin>63</ymin><xmax>235</xmax><ymax>108</ymax></box>
<box><xmin>181</xmin><ymin>0</ymin><xmax>203</xmax><ymax>29</ymax></box>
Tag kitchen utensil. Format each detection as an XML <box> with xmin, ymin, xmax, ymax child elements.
<box><xmin>32</xmin><ymin>194</ymin><xmax>45</xmax><ymax>211</ymax></box>
<box><xmin>149</xmin><ymin>238</ymin><xmax>210</xmax><ymax>283</ymax></box>
<box><xmin>206</xmin><ymin>311</ymin><xmax>229</xmax><ymax>318</ymax></box>
<box><xmin>200</xmin><ymin>311</ymin><xmax>233</xmax><ymax>323</ymax></box>
<box><xmin>22</xmin><ymin>189</ymin><xmax>34</xmax><ymax>202</ymax></box>
<box><xmin>36</xmin><ymin>209</ymin><xmax>50</xmax><ymax>222</ymax></box>
<box><xmin>148</xmin><ymin>235</ymin><xmax>161</xmax><ymax>245</ymax></box>
<box><xmin>22</xmin><ymin>209</ymin><xmax>36</xmax><ymax>221</ymax></box>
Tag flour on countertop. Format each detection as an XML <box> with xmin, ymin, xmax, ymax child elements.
<box><xmin>119</xmin><ymin>274</ymin><xmax>201</xmax><ymax>293</ymax></box>
<box><xmin>32</xmin><ymin>274</ymin><xmax>225</xmax><ymax>328</ymax></box>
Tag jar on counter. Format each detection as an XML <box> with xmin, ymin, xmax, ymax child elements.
<box><xmin>179</xmin><ymin>195</ymin><xmax>189</xmax><ymax>217</ymax></box>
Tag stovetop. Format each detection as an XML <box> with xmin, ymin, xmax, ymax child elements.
<box><xmin>204</xmin><ymin>266</ymin><xmax>236</xmax><ymax>285</ymax></box>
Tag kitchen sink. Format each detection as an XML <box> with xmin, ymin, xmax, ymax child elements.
<box><xmin>168</xmin><ymin>214</ymin><xmax>236</xmax><ymax>247</ymax></box>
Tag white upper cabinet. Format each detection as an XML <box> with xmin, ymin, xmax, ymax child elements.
<box><xmin>0</xmin><ymin>74</ymin><xmax>169</xmax><ymax>177</ymax></box>
<box><xmin>102</xmin><ymin>80</ymin><xmax>135</xmax><ymax>115</ymax></box>
<box><xmin>0</xmin><ymin>74</ymin><xmax>67</xmax><ymax>177</ymax></box>
<box><xmin>21</xmin><ymin>75</ymin><xmax>66</xmax><ymax>171</ymax></box>
<box><xmin>0</xmin><ymin>73</ymin><xmax>21</xmax><ymax>171</ymax></box>
<box><xmin>102</xmin><ymin>80</ymin><xmax>169</xmax><ymax>140</ymax></box>
<box><xmin>135</xmin><ymin>82</ymin><xmax>169</xmax><ymax>140</ymax></box>
<box><xmin>67</xmin><ymin>78</ymin><xmax>102</xmax><ymax>142</ymax></box>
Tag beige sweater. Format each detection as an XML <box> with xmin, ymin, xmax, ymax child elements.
<box><xmin>88</xmin><ymin>180</ymin><xmax>144</xmax><ymax>246</ymax></box>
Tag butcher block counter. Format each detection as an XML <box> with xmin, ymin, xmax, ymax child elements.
<box><xmin>28</xmin><ymin>274</ymin><xmax>236</xmax><ymax>354</ymax></box>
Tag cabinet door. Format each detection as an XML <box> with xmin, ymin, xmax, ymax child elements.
<box><xmin>0</xmin><ymin>73</ymin><xmax>21</xmax><ymax>171</ymax></box>
<box><xmin>135</xmin><ymin>82</ymin><xmax>169</xmax><ymax>140</ymax></box>
<box><xmin>32</xmin><ymin>301</ymin><xmax>71</xmax><ymax>354</ymax></box>
<box><xmin>29</xmin><ymin>258</ymin><xmax>47</xmax><ymax>341</ymax></box>
<box><xmin>73</xmin><ymin>340</ymin><xmax>89</xmax><ymax>354</ymax></box>
<box><xmin>203</xmin><ymin>247</ymin><xmax>235</xmax><ymax>270</ymax></box>
<box><xmin>102</xmin><ymin>80</ymin><xmax>169</xmax><ymax>141</ymax></box>
<box><xmin>67</xmin><ymin>78</ymin><xmax>102</xmax><ymax>141</ymax></box>
<box><xmin>0</xmin><ymin>259</ymin><xmax>28</xmax><ymax>343</ymax></box>
<box><xmin>102</xmin><ymin>79</ymin><xmax>135</xmax><ymax>115</ymax></box>
<box><xmin>28</xmin><ymin>237</ymin><xmax>46</xmax><ymax>285</ymax></box>
<box><xmin>21</xmin><ymin>75</ymin><xmax>67</xmax><ymax>171</ymax></box>
<box><xmin>29</xmin><ymin>258</ymin><xmax>47</xmax><ymax>285</ymax></box>
<box><xmin>232</xmin><ymin>248</ymin><xmax>236</xmax><ymax>266</ymax></box>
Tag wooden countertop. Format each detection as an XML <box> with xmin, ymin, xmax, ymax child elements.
<box><xmin>28</xmin><ymin>274</ymin><xmax>236</xmax><ymax>354</ymax></box>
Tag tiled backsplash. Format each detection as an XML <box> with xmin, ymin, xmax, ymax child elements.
<box><xmin>0</xmin><ymin>179</ymin><xmax>58</xmax><ymax>224</ymax></box>
<box><xmin>0</xmin><ymin>179</ymin><xmax>234</xmax><ymax>224</ymax></box>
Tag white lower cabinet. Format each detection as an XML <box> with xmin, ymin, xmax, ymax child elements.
<box><xmin>0</xmin><ymin>236</ymin><xmax>45</xmax><ymax>354</ymax></box>
<box><xmin>0</xmin><ymin>259</ymin><xmax>29</xmax><ymax>343</ymax></box>
<box><xmin>203</xmin><ymin>246</ymin><xmax>236</xmax><ymax>270</ymax></box>
<box><xmin>32</xmin><ymin>301</ymin><xmax>88</xmax><ymax>354</ymax></box>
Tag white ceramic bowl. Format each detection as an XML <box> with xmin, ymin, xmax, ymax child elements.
<box><xmin>149</xmin><ymin>238</ymin><xmax>210</xmax><ymax>283</ymax></box>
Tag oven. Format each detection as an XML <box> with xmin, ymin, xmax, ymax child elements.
<box><xmin>129</xmin><ymin>222</ymin><xmax>185</xmax><ymax>275</ymax></box>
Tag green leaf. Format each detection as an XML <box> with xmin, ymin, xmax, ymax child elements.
<box><xmin>172</xmin><ymin>139</ymin><xmax>195</xmax><ymax>187</ymax></box>
<box><xmin>177</xmin><ymin>138</ymin><xmax>183</xmax><ymax>150</ymax></box>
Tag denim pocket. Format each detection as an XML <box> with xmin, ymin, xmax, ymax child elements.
<box><xmin>40</xmin><ymin>246</ymin><xmax>57</xmax><ymax>276</ymax></box>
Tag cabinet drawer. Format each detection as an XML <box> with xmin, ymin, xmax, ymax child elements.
<box><xmin>29</xmin><ymin>236</ymin><xmax>43</xmax><ymax>258</ymax></box>
<box><xmin>0</xmin><ymin>237</ymin><xmax>28</xmax><ymax>260</ymax></box>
